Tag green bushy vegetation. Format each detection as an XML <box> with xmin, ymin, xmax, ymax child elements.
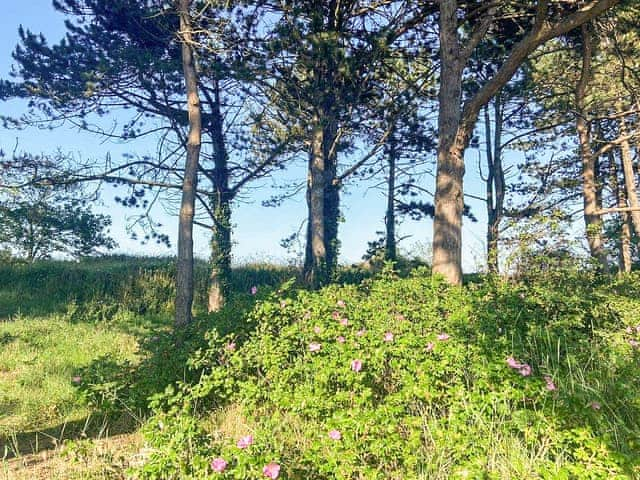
<box><xmin>137</xmin><ymin>267</ymin><xmax>640</xmax><ymax>479</ymax></box>
<box><xmin>3</xmin><ymin>258</ymin><xmax>640</xmax><ymax>479</ymax></box>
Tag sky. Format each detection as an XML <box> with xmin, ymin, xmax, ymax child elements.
<box><xmin>0</xmin><ymin>1</ymin><xmax>495</xmax><ymax>270</ymax></box>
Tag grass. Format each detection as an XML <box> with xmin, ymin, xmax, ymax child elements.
<box><xmin>0</xmin><ymin>255</ymin><xmax>296</xmax><ymax>478</ymax></box>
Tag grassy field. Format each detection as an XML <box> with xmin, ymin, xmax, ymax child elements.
<box><xmin>0</xmin><ymin>256</ymin><xmax>295</xmax><ymax>479</ymax></box>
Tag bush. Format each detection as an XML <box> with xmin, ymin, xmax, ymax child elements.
<box><xmin>135</xmin><ymin>268</ymin><xmax>640</xmax><ymax>479</ymax></box>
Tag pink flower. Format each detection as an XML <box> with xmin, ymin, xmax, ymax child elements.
<box><xmin>332</xmin><ymin>311</ymin><xmax>341</xmax><ymax>320</ymax></box>
<box><xmin>211</xmin><ymin>458</ymin><xmax>227</xmax><ymax>473</ymax></box>
<box><xmin>280</xmin><ymin>300</ymin><xmax>287</xmax><ymax>308</ymax></box>
<box><xmin>383</xmin><ymin>332</ymin><xmax>394</xmax><ymax>342</ymax></box>
<box><xmin>636</xmin><ymin>325</ymin><xmax>640</xmax><ymax>333</ymax></box>
<box><xmin>395</xmin><ymin>314</ymin><xmax>406</xmax><ymax>321</ymax></box>
<box><xmin>71</xmin><ymin>376</ymin><xmax>82</xmax><ymax>384</ymax></box>
<box><xmin>629</xmin><ymin>339</ymin><xmax>640</xmax><ymax>348</ymax></box>
<box><xmin>328</xmin><ymin>429</ymin><xmax>341</xmax><ymax>440</ymax></box>
<box><xmin>309</xmin><ymin>342</ymin><xmax>321</xmax><ymax>352</ymax></box>
<box><xmin>237</xmin><ymin>435</ymin><xmax>254</xmax><ymax>449</ymax></box>
<box><xmin>356</xmin><ymin>329</ymin><xmax>366</xmax><ymax>337</ymax></box>
<box><xmin>303</xmin><ymin>312</ymin><xmax>312</xmax><ymax>320</ymax></box>
<box><xmin>589</xmin><ymin>401</ymin><xmax>601</xmax><ymax>410</ymax></box>
<box><xmin>626</xmin><ymin>326</ymin><xmax>634</xmax><ymax>334</ymax></box>
<box><xmin>544</xmin><ymin>375</ymin><xmax>557</xmax><ymax>391</ymax></box>
<box><xmin>518</xmin><ymin>364</ymin><xmax>532</xmax><ymax>376</ymax></box>
<box><xmin>340</xmin><ymin>318</ymin><xmax>349</xmax><ymax>326</ymax></box>
<box><xmin>336</xmin><ymin>336</ymin><xmax>345</xmax><ymax>344</ymax></box>
<box><xmin>250</xmin><ymin>286</ymin><xmax>258</xmax><ymax>295</ymax></box>
<box><xmin>263</xmin><ymin>462</ymin><xmax>280</xmax><ymax>479</ymax></box>
<box><xmin>225</xmin><ymin>342</ymin><xmax>236</xmax><ymax>352</ymax></box>
<box><xmin>351</xmin><ymin>359</ymin><xmax>363</xmax><ymax>372</ymax></box>
<box><xmin>313</xmin><ymin>326</ymin><xmax>322</xmax><ymax>334</ymax></box>
<box><xmin>437</xmin><ymin>333</ymin><xmax>450</xmax><ymax>341</ymax></box>
<box><xmin>337</xmin><ymin>300</ymin><xmax>346</xmax><ymax>308</ymax></box>
<box><xmin>426</xmin><ymin>342</ymin><xmax>435</xmax><ymax>352</ymax></box>
<box><xmin>506</xmin><ymin>357</ymin><xmax>522</xmax><ymax>369</ymax></box>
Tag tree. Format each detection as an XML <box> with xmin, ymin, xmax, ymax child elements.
<box><xmin>0</xmin><ymin>166</ymin><xmax>115</xmax><ymax>261</ymax></box>
<box><xmin>174</xmin><ymin>0</ymin><xmax>202</xmax><ymax>327</ymax></box>
<box><xmin>1</xmin><ymin>0</ymin><xmax>289</xmax><ymax>313</ymax></box>
<box><xmin>432</xmin><ymin>0</ymin><xmax>619</xmax><ymax>285</ymax></box>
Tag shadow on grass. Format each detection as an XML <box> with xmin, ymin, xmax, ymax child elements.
<box><xmin>0</xmin><ymin>413</ymin><xmax>138</xmax><ymax>459</ymax></box>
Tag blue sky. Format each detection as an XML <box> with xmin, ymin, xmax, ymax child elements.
<box><xmin>0</xmin><ymin>1</ymin><xmax>493</xmax><ymax>270</ymax></box>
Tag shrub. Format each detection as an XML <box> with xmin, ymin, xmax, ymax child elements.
<box><xmin>137</xmin><ymin>269</ymin><xmax>640</xmax><ymax>479</ymax></box>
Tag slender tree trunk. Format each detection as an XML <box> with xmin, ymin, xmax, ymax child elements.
<box><xmin>485</xmin><ymin>94</ymin><xmax>505</xmax><ymax>274</ymax></box>
<box><xmin>175</xmin><ymin>0</ymin><xmax>201</xmax><ymax>327</ymax></box>
<box><xmin>575</xmin><ymin>24</ymin><xmax>608</xmax><ymax>271</ymax></box>
<box><xmin>385</xmin><ymin>135</ymin><xmax>397</xmax><ymax>262</ymax></box>
<box><xmin>207</xmin><ymin>79</ymin><xmax>232</xmax><ymax>312</ymax></box>
<box><xmin>304</xmin><ymin>118</ymin><xmax>328</xmax><ymax>288</ymax></box>
<box><xmin>611</xmin><ymin>151</ymin><xmax>632</xmax><ymax>273</ymax></box>
<box><xmin>323</xmin><ymin>117</ymin><xmax>340</xmax><ymax>279</ymax></box>
<box><xmin>618</xmin><ymin>118</ymin><xmax>640</xmax><ymax>237</ymax></box>
<box><xmin>432</xmin><ymin>0</ymin><xmax>466</xmax><ymax>285</ymax></box>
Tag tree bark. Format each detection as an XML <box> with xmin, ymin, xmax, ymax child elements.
<box><xmin>175</xmin><ymin>0</ymin><xmax>201</xmax><ymax>327</ymax></box>
<box><xmin>385</xmin><ymin>135</ymin><xmax>397</xmax><ymax>262</ymax></box>
<box><xmin>618</xmin><ymin>117</ymin><xmax>640</xmax><ymax>237</ymax></box>
<box><xmin>485</xmin><ymin>94</ymin><xmax>505</xmax><ymax>274</ymax></box>
<box><xmin>432</xmin><ymin>0</ymin><xmax>465</xmax><ymax>285</ymax></box>
<box><xmin>611</xmin><ymin>151</ymin><xmax>632</xmax><ymax>273</ymax></box>
<box><xmin>207</xmin><ymin>79</ymin><xmax>232</xmax><ymax>312</ymax></box>
<box><xmin>304</xmin><ymin>118</ymin><xmax>328</xmax><ymax>288</ymax></box>
<box><xmin>576</xmin><ymin>24</ymin><xmax>608</xmax><ymax>271</ymax></box>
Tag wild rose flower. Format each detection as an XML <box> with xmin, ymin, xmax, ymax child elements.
<box><xmin>225</xmin><ymin>341</ymin><xmax>236</xmax><ymax>352</ymax></box>
<box><xmin>211</xmin><ymin>458</ymin><xmax>227</xmax><ymax>473</ymax></box>
<box><xmin>303</xmin><ymin>312</ymin><xmax>312</xmax><ymax>320</ymax></box>
<box><xmin>328</xmin><ymin>429</ymin><xmax>341</xmax><ymax>440</ymax></box>
<box><xmin>589</xmin><ymin>401</ymin><xmax>601</xmax><ymax>410</ymax></box>
<box><xmin>336</xmin><ymin>336</ymin><xmax>345</xmax><ymax>344</ymax></box>
<box><xmin>309</xmin><ymin>342</ymin><xmax>321</xmax><ymax>352</ymax></box>
<box><xmin>626</xmin><ymin>326</ymin><xmax>634</xmax><ymax>334</ymax></box>
<box><xmin>506</xmin><ymin>357</ymin><xmax>522</xmax><ymax>369</ymax></box>
<box><xmin>426</xmin><ymin>342</ymin><xmax>435</xmax><ymax>352</ymax></box>
<box><xmin>636</xmin><ymin>325</ymin><xmax>640</xmax><ymax>333</ymax></box>
<box><xmin>332</xmin><ymin>311</ymin><xmax>341</xmax><ymax>320</ymax></box>
<box><xmin>395</xmin><ymin>314</ymin><xmax>406</xmax><ymax>321</ymax></box>
<box><xmin>629</xmin><ymin>339</ymin><xmax>640</xmax><ymax>348</ymax></box>
<box><xmin>437</xmin><ymin>333</ymin><xmax>450</xmax><ymax>341</ymax></box>
<box><xmin>313</xmin><ymin>326</ymin><xmax>322</xmax><ymax>334</ymax></box>
<box><xmin>263</xmin><ymin>462</ymin><xmax>280</xmax><ymax>479</ymax></box>
<box><xmin>336</xmin><ymin>300</ymin><xmax>346</xmax><ymax>308</ymax></box>
<box><xmin>383</xmin><ymin>332</ymin><xmax>394</xmax><ymax>342</ymax></box>
<box><xmin>237</xmin><ymin>435</ymin><xmax>254</xmax><ymax>449</ymax></box>
<box><xmin>250</xmin><ymin>286</ymin><xmax>257</xmax><ymax>295</ymax></box>
<box><xmin>351</xmin><ymin>359</ymin><xmax>363</xmax><ymax>372</ymax></box>
<box><xmin>518</xmin><ymin>364</ymin><xmax>532</xmax><ymax>376</ymax></box>
<box><xmin>71</xmin><ymin>376</ymin><xmax>82</xmax><ymax>384</ymax></box>
<box><xmin>340</xmin><ymin>318</ymin><xmax>349</xmax><ymax>326</ymax></box>
<box><xmin>356</xmin><ymin>329</ymin><xmax>366</xmax><ymax>337</ymax></box>
<box><xmin>544</xmin><ymin>375</ymin><xmax>557</xmax><ymax>391</ymax></box>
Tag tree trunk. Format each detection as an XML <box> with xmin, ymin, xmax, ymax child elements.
<box><xmin>485</xmin><ymin>94</ymin><xmax>505</xmax><ymax>274</ymax></box>
<box><xmin>385</xmin><ymin>135</ymin><xmax>397</xmax><ymax>262</ymax></box>
<box><xmin>611</xmin><ymin>151</ymin><xmax>632</xmax><ymax>273</ymax></box>
<box><xmin>575</xmin><ymin>24</ymin><xmax>608</xmax><ymax>271</ymax></box>
<box><xmin>175</xmin><ymin>0</ymin><xmax>201</xmax><ymax>327</ymax></box>
<box><xmin>432</xmin><ymin>0</ymin><xmax>465</xmax><ymax>285</ymax></box>
<box><xmin>323</xmin><ymin>118</ymin><xmax>340</xmax><ymax>278</ymax></box>
<box><xmin>207</xmin><ymin>79</ymin><xmax>232</xmax><ymax>312</ymax></box>
<box><xmin>304</xmin><ymin>118</ymin><xmax>328</xmax><ymax>288</ymax></box>
<box><xmin>618</xmin><ymin>118</ymin><xmax>640</xmax><ymax>237</ymax></box>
